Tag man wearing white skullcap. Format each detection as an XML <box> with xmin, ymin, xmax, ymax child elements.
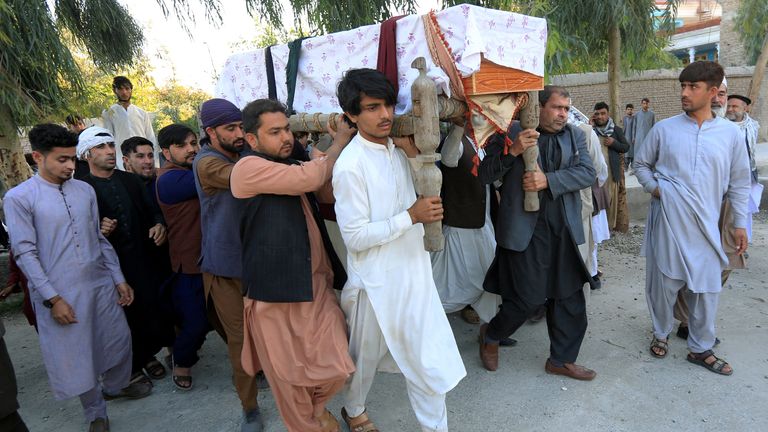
<box><xmin>79</xmin><ymin>125</ymin><xmax>175</xmax><ymax>393</ymax></box>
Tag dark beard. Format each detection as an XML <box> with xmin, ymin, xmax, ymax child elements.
<box><xmin>220</xmin><ymin>141</ymin><xmax>242</xmax><ymax>154</ymax></box>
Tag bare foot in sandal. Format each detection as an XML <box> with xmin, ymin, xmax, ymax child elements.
<box><xmin>173</xmin><ymin>366</ymin><xmax>193</xmax><ymax>390</ymax></box>
<box><xmin>315</xmin><ymin>409</ymin><xmax>340</xmax><ymax>432</ymax></box>
<box><xmin>687</xmin><ymin>350</ymin><xmax>733</xmax><ymax>375</ymax></box>
<box><xmin>650</xmin><ymin>337</ymin><xmax>668</xmax><ymax>358</ymax></box>
<box><xmin>341</xmin><ymin>407</ymin><xmax>379</xmax><ymax>432</ymax></box>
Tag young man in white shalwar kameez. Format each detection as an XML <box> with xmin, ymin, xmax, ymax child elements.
<box><xmin>634</xmin><ymin>61</ymin><xmax>750</xmax><ymax>376</ymax></box>
<box><xmin>333</xmin><ymin>69</ymin><xmax>466</xmax><ymax>432</ymax></box>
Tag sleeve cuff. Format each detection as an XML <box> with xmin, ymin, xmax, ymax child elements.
<box><xmin>390</xmin><ymin>210</ymin><xmax>413</xmax><ymax>234</ymax></box>
<box><xmin>36</xmin><ymin>284</ymin><xmax>58</xmax><ymax>301</ymax></box>
<box><xmin>732</xmin><ymin>216</ymin><xmax>747</xmax><ymax>229</ymax></box>
<box><xmin>544</xmin><ymin>173</ymin><xmax>558</xmax><ymax>199</ymax></box>
<box><xmin>643</xmin><ymin>181</ymin><xmax>659</xmax><ymax>194</ymax></box>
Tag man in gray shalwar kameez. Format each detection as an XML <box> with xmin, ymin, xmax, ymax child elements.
<box><xmin>631</xmin><ymin>98</ymin><xmax>654</xmax><ymax>164</ymax></box>
<box><xmin>634</xmin><ymin>62</ymin><xmax>750</xmax><ymax>376</ymax></box>
<box><xmin>4</xmin><ymin>124</ymin><xmax>151</xmax><ymax>432</ymax></box>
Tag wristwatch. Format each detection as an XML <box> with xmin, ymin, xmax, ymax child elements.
<box><xmin>43</xmin><ymin>296</ymin><xmax>60</xmax><ymax>309</ymax></box>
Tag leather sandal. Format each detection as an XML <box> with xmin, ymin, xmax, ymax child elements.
<box><xmin>341</xmin><ymin>407</ymin><xmax>379</xmax><ymax>432</ymax></box>
<box><xmin>144</xmin><ymin>358</ymin><xmax>167</xmax><ymax>379</ymax></box>
<box><xmin>650</xmin><ymin>337</ymin><xmax>668</xmax><ymax>358</ymax></box>
<box><xmin>317</xmin><ymin>409</ymin><xmax>340</xmax><ymax>432</ymax></box>
<box><xmin>687</xmin><ymin>350</ymin><xmax>733</xmax><ymax>376</ymax></box>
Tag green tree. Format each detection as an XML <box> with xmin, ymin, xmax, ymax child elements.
<box><xmin>445</xmin><ymin>0</ymin><xmax>681</xmax><ymax>123</ymax></box>
<box><xmin>735</xmin><ymin>0</ymin><xmax>768</xmax><ymax>105</ymax></box>
<box><xmin>230</xmin><ymin>21</ymin><xmax>307</xmax><ymax>51</ymax></box>
<box><xmin>0</xmin><ymin>0</ymin><xmax>143</xmax><ymax>188</ymax></box>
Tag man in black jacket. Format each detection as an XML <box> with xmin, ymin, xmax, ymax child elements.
<box><xmin>478</xmin><ymin>86</ymin><xmax>597</xmax><ymax>380</ymax></box>
<box><xmin>78</xmin><ymin>126</ymin><xmax>175</xmax><ymax>388</ymax></box>
<box><xmin>593</xmin><ymin>102</ymin><xmax>631</xmax><ymax>232</ymax></box>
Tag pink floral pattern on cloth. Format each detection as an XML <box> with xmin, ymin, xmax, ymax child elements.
<box><xmin>215</xmin><ymin>4</ymin><xmax>547</xmax><ymax>115</ymax></box>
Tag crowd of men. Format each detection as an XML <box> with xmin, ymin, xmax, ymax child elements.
<box><xmin>0</xmin><ymin>60</ymin><xmax>761</xmax><ymax>432</ymax></box>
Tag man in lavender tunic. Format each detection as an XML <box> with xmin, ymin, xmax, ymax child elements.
<box><xmin>4</xmin><ymin>124</ymin><xmax>150</xmax><ymax>432</ymax></box>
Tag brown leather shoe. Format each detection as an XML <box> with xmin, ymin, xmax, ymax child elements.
<box><xmin>479</xmin><ymin>324</ymin><xmax>499</xmax><ymax>371</ymax></box>
<box><xmin>545</xmin><ymin>360</ymin><xmax>596</xmax><ymax>381</ymax></box>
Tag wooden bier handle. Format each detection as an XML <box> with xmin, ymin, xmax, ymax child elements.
<box><xmin>519</xmin><ymin>91</ymin><xmax>539</xmax><ymax>212</ymax></box>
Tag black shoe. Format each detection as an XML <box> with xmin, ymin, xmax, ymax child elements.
<box><xmin>590</xmin><ymin>275</ymin><xmax>602</xmax><ymax>290</ymax></box>
<box><xmin>527</xmin><ymin>306</ymin><xmax>546</xmax><ymax>323</ymax></box>
<box><xmin>103</xmin><ymin>381</ymin><xmax>152</xmax><ymax>401</ymax></box>
<box><xmin>255</xmin><ymin>371</ymin><xmax>270</xmax><ymax>390</ymax></box>
<box><xmin>499</xmin><ymin>337</ymin><xmax>518</xmax><ymax>347</ymax></box>
<box><xmin>89</xmin><ymin>417</ymin><xmax>110</xmax><ymax>432</ymax></box>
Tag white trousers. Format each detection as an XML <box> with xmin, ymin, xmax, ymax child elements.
<box><xmin>343</xmin><ymin>290</ymin><xmax>449</xmax><ymax>432</ymax></box>
<box><xmin>646</xmin><ymin>269</ymin><xmax>720</xmax><ymax>353</ymax></box>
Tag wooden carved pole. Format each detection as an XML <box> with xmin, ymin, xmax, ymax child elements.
<box><xmin>410</xmin><ymin>57</ymin><xmax>444</xmax><ymax>252</ymax></box>
<box><xmin>288</xmin><ymin>97</ymin><xmax>466</xmax><ymax>137</ymax></box>
<box><xmin>519</xmin><ymin>91</ymin><xmax>540</xmax><ymax>212</ymax></box>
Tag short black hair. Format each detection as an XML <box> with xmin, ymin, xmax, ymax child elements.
<box><xmin>28</xmin><ymin>124</ymin><xmax>77</xmax><ymax>154</ymax></box>
<box><xmin>121</xmin><ymin>136</ymin><xmax>154</xmax><ymax>156</ymax></box>
<box><xmin>679</xmin><ymin>61</ymin><xmax>724</xmax><ymax>89</ymax></box>
<box><xmin>242</xmin><ymin>99</ymin><xmax>289</xmax><ymax>134</ymax></box>
<box><xmin>641</xmin><ymin>97</ymin><xmax>650</xmax><ymax>103</ymax></box>
<box><xmin>538</xmin><ymin>85</ymin><xmax>570</xmax><ymax>106</ymax></box>
<box><xmin>594</xmin><ymin>102</ymin><xmax>610</xmax><ymax>112</ymax></box>
<box><xmin>65</xmin><ymin>113</ymin><xmax>82</xmax><ymax>126</ymax></box>
<box><xmin>337</xmin><ymin>68</ymin><xmax>397</xmax><ymax>115</ymax></box>
<box><xmin>112</xmin><ymin>76</ymin><xmax>133</xmax><ymax>90</ymax></box>
<box><xmin>158</xmin><ymin>124</ymin><xmax>196</xmax><ymax>149</ymax></box>
<box><xmin>625</xmin><ymin>103</ymin><xmax>634</xmax><ymax>109</ymax></box>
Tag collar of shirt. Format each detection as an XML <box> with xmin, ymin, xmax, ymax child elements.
<box><xmin>357</xmin><ymin>134</ymin><xmax>395</xmax><ymax>152</ymax></box>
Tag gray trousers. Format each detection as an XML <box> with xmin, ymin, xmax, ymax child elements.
<box><xmin>79</xmin><ymin>356</ymin><xmax>132</xmax><ymax>422</ymax></box>
<box><xmin>674</xmin><ymin>269</ymin><xmax>731</xmax><ymax>325</ymax></box>
<box><xmin>646</xmin><ymin>269</ymin><xmax>720</xmax><ymax>353</ymax></box>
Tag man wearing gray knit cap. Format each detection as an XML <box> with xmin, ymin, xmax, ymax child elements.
<box><xmin>193</xmin><ymin>98</ymin><xmax>264</xmax><ymax>431</ymax></box>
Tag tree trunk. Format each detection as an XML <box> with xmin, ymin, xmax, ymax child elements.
<box><xmin>0</xmin><ymin>103</ymin><xmax>33</xmax><ymax>195</ymax></box>
<box><xmin>747</xmin><ymin>31</ymin><xmax>768</xmax><ymax>105</ymax></box>
<box><xmin>608</xmin><ymin>22</ymin><xmax>622</xmax><ymax>125</ymax></box>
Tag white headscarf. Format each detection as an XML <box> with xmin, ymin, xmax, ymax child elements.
<box><xmin>77</xmin><ymin>126</ymin><xmax>114</xmax><ymax>159</ymax></box>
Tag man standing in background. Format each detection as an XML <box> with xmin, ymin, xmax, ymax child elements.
<box><xmin>622</xmin><ymin>104</ymin><xmax>635</xmax><ymax>170</ymax></box>
<box><xmin>631</xmin><ymin>97</ymin><xmax>654</xmax><ymax>164</ymax></box>
<box><xmin>102</xmin><ymin>76</ymin><xmax>158</xmax><ymax>169</ymax></box>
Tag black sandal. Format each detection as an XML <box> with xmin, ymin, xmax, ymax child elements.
<box><xmin>144</xmin><ymin>358</ymin><xmax>167</xmax><ymax>380</ymax></box>
<box><xmin>172</xmin><ymin>374</ymin><xmax>193</xmax><ymax>391</ymax></box>
<box><xmin>687</xmin><ymin>350</ymin><xmax>732</xmax><ymax>376</ymax></box>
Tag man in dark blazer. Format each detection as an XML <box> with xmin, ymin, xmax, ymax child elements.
<box><xmin>477</xmin><ymin>85</ymin><xmax>597</xmax><ymax>381</ymax></box>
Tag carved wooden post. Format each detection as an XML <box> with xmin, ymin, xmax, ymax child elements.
<box><xmin>288</xmin><ymin>97</ymin><xmax>466</xmax><ymax>137</ymax></box>
<box><xmin>410</xmin><ymin>57</ymin><xmax>444</xmax><ymax>251</ymax></box>
<box><xmin>519</xmin><ymin>91</ymin><xmax>540</xmax><ymax>212</ymax></box>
